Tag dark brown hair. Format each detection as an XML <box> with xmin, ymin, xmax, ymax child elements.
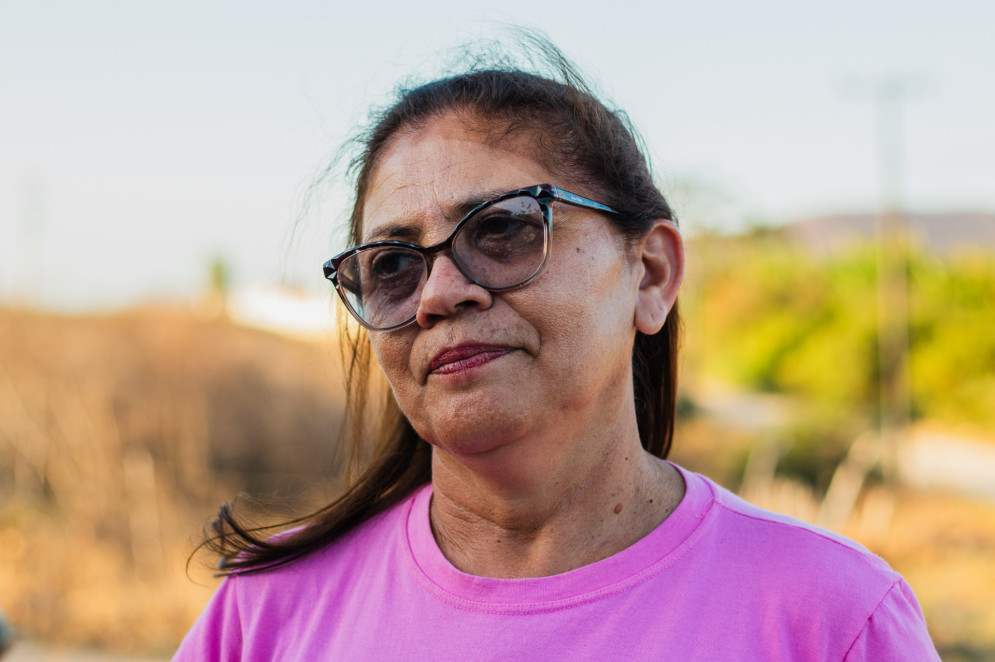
<box><xmin>201</xmin><ymin>35</ymin><xmax>680</xmax><ymax>574</ymax></box>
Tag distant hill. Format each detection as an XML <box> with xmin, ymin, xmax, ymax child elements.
<box><xmin>782</xmin><ymin>212</ymin><xmax>995</xmax><ymax>256</ymax></box>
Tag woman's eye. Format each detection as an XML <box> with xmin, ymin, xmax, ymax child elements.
<box><xmin>370</xmin><ymin>250</ymin><xmax>420</xmax><ymax>281</ymax></box>
<box><xmin>471</xmin><ymin>214</ymin><xmax>542</xmax><ymax>255</ymax></box>
<box><xmin>476</xmin><ymin>215</ymin><xmax>521</xmax><ymax>237</ymax></box>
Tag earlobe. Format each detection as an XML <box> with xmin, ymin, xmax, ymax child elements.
<box><xmin>634</xmin><ymin>219</ymin><xmax>684</xmax><ymax>335</ymax></box>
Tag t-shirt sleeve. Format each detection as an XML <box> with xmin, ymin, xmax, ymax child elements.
<box><xmin>173</xmin><ymin>576</ymin><xmax>243</xmax><ymax>662</ymax></box>
<box><xmin>842</xmin><ymin>579</ymin><xmax>940</xmax><ymax>661</ymax></box>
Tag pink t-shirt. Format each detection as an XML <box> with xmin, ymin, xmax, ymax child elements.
<box><xmin>175</xmin><ymin>465</ymin><xmax>938</xmax><ymax>660</ymax></box>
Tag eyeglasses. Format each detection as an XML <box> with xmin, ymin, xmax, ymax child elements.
<box><xmin>322</xmin><ymin>183</ymin><xmax>619</xmax><ymax>331</ymax></box>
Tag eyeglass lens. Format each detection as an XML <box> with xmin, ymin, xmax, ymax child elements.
<box><xmin>337</xmin><ymin>194</ymin><xmax>547</xmax><ymax>329</ymax></box>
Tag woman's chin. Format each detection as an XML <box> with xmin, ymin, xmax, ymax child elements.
<box><xmin>419</xmin><ymin>401</ymin><xmax>533</xmax><ymax>459</ymax></box>
<box><xmin>428</xmin><ymin>427</ymin><xmax>554</xmax><ymax>491</ymax></box>
<box><xmin>427</xmin><ymin>419</ymin><xmax>527</xmax><ymax>456</ymax></box>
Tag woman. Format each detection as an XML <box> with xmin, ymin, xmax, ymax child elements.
<box><xmin>176</xmin><ymin>40</ymin><xmax>939</xmax><ymax>660</ymax></box>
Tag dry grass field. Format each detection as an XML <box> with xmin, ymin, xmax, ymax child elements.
<box><xmin>1</xmin><ymin>307</ymin><xmax>993</xmax><ymax>659</ymax></box>
<box><xmin>0</xmin><ymin>307</ymin><xmax>346</xmax><ymax>656</ymax></box>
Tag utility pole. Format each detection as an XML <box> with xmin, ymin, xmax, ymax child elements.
<box><xmin>819</xmin><ymin>75</ymin><xmax>921</xmax><ymax>532</ymax></box>
<box><xmin>852</xmin><ymin>75</ymin><xmax>922</xmax><ymax>485</ymax></box>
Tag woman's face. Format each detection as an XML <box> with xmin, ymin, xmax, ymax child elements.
<box><xmin>361</xmin><ymin>114</ymin><xmax>654</xmax><ymax>475</ymax></box>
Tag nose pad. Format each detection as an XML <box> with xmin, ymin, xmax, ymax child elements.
<box><xmin>415</xmin><ymin>254</ymin><xmax>492</xmax><ymax>328</ymax></box>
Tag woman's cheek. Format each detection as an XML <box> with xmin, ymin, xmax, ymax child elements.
<box><xmin>370</xmin><ymin>334</ymin><xmax>415</xmax><ymax>395</ymax></box>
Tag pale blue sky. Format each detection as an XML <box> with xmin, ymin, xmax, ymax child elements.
<box><xmin>2</xmin><ymin>0</ymin><xmax>993</xmax><ymax>310</ymax></box>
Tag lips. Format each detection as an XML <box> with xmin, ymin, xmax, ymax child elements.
<box><xmin>428</xmin><ymin>344</ymin><xmax>515</xmax><ymax>376</ymax></box>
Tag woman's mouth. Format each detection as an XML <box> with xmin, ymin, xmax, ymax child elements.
<box><xmin>428</xmin><ymin>344</ymin><xmax>515</xmax><ymax>376</ymax></box>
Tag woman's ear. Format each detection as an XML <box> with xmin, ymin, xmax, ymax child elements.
<box><xmin>633</xmin><ymin>219</ymin><xmax>684</xmax><ymax>335</ymax></box>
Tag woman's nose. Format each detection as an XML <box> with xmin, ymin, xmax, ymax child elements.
<box><xmin>415</xmin><ymin>254</ymin><xmax>492</xmax><ymax>328</ymax></box>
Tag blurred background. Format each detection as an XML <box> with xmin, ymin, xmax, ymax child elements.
<box><xmin>2</xmin><ymin>1</ymin><xmax>994</xmax><ymax>659</ymax></box>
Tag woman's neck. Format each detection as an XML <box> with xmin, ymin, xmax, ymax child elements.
<box><xmin>427</xmin><ymin>425</ymin><xmax>685</xmax><ymax>579</ymax></box>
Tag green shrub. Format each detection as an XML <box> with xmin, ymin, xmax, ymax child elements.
<box><xmin>684</xmin><ymin>235</ymin><xmax>995</xmax><ymax>429</ymax></box>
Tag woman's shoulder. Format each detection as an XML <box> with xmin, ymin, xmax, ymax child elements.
<box><xmin>675</xmin><ymin>465</ymin><xmax>901</xmax><ymax>600</ymax></box>
<box><xmin>243</xmin><ymin>483</ymin><xmax>429</xmax><ymax>583</ymax></box>
<box><xmin>210</xmin><ymin>486</ymin><xmax>425</xmax><ymax>609</ymax></box>
<box><xmin>670</xmin><ymin>466</ymin><xmax>937</xmax><ymax>657</ymax></box>
<box><xmin>174</xmin><ymin>485</ymin><xmax>429</xmax><ymax>659</ymax></box>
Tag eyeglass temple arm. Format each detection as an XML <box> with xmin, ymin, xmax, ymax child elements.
<box><xmin>550</xmin><ymin>188</ymin><xmax>619</xmax><ymax>215</ymax></box>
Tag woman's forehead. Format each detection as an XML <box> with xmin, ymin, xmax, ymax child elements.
<box><xmin>360</xmin><ymin>116</ymin><xmax>553</xmax><ymax>241</ymax></box>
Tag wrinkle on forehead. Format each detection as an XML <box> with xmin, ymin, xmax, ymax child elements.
<box><xmin>360</xmin><ymin>114</ymin><xmax>548</xmax><ymax>244</ymax></box>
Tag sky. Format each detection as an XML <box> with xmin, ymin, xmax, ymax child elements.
<box><xmin>2</xmin><ymin>0</ymin><xmax>993</xmax><ymax>311</ymax></box>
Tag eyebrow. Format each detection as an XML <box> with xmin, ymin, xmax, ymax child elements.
<box><xmin>362</xmin><ymin>190</ymin><xmax>509</xmax><ymax>244</ymax></box>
